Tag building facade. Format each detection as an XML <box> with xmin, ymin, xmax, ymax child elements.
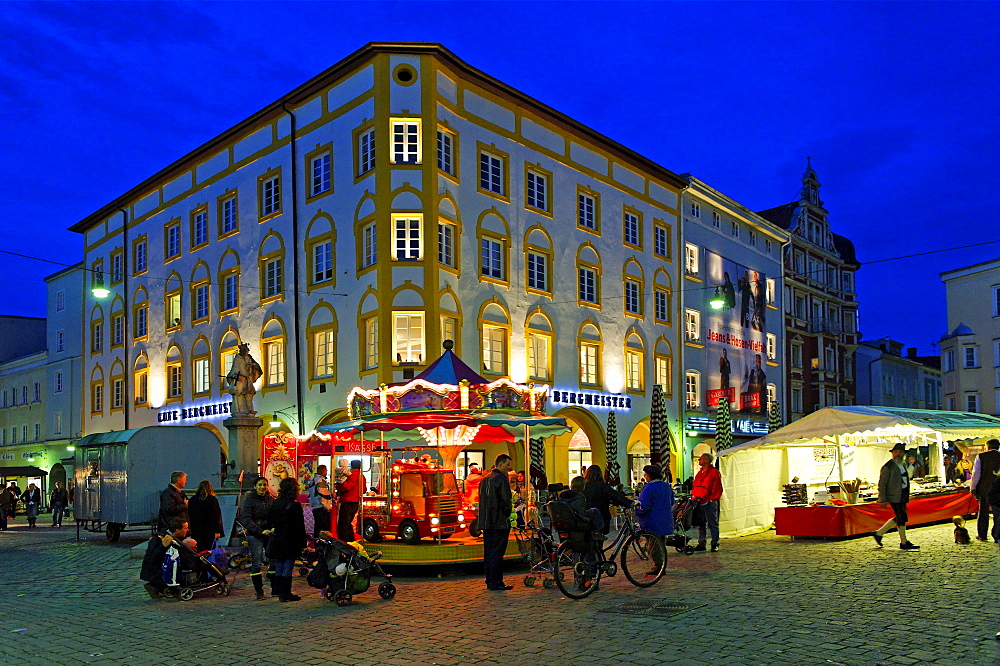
<box><xmin>940</xmin><ymin>258</ymin><xmax>1000</xmax><ymax>415</ymax></box>
<box><xmin>854</xmin><ymin>338</ymin><xmax>941</xmax><ymax>409</ymax></box>
<box><xmin>679</xmin><ymin>177</ymin><xmax>789</xmax><ymax>476</ymax></box>
<box><xmin>0</xmin><ymin>265</ymin><xmax>84</xmax><ymax>489</ymax></box>
<box><xmin>71</xmin><ymin>43</ymin><xmax>689</xmax><ymax>484</ymax></box>
<box><xmin>757</xmin><ymin>162</ymin><xmax>860</xmax><ymax>419</ymax></box>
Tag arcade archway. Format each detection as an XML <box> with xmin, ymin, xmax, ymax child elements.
<box><xmin>547</xmin><ymin>407</ymin><xmax>606</xmax><ymax>485</ymax></box>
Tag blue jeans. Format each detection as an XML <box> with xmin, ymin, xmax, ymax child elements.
<box><xmin>272</xmin><ymin>558</ymin><xmax>295</xmax><ymax>577</ymax></box>
<box><xmin>248</xmin><ymin>535</ymin><xmax>269</xmax><ymax>574</ymax></box>
<box><xmin>697</xmin><ymin>501</ymin><xmax>720</xmax><ymax>547</ymax></box>
<box><xmin>51</xmin><ymin>503</ymin><xmax>64</xmax><ymax>526</ymax></box>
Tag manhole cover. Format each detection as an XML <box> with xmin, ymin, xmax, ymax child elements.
<box><xmin>601</xmin><ymin>601</ymin><xmax>704</xmax><ymax>617</ymax></box>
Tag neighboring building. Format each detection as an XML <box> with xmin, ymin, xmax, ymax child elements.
<box><xmin>678</xmin><ymin>177</ymin><xmax>790</xmax><ymax>477</ymax></box>
<box><xmin>758</xmin><ymin>161</ymin><xmax>860</xmax><ymax>419</ymax></box>
<box><xmin>854</xmin><ymin>338</ymin><xmax>941</xmax><ymax>409</ymax></box>
<box><xmin>70</xmin><ymin>43</ymin><xmax>689</xmax><ymax>483</ymax></box>
<box><xmin>940</xmin><ymin>258</ymin><xmax>1000</xmax><ymax>415</ymax></box>
<box><xmin>0</xmin><ymin>266</ymin><xmax>85</xmax><ymax>489</ymax></box>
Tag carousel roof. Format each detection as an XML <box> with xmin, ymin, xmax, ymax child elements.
<box><xmin>413</xmin><ymin>347</ymin><xmax>488</xmax><ymax>386</ymax></box>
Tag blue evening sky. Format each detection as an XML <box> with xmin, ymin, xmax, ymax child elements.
<box><xmin>1</xmin><ymin>1</ymin><xmax>997</xmax><ymax>353</ymax></box>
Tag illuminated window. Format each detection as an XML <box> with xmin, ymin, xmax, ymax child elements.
<box><xmin>362</xmin><ymin>318</ymin><xmax>378</xmax><ymax>371</ymax></box>
<box><xmin>481</xmin><ymin>325</ymin><xmax>507</xmax><ymax>375</ymax></box>
<box><xmin>685</xmin><ymin>371</ymin><xmax>700</xmax><ymax>409</ymax></box>
<box><xmin>689</xmin><ymin>201</ymin><xmax>701</xmax><ymax>219</ymax></box>
<box><xmin>441</xmin><ymin>315</ymin><xmax>457</xmax><ymax>348</ymax></box>
<box><xmin>390</xmin><ymin>119</ymin><xmax>421</xmax><ymax>164</ymax></box>
<box><xmin>685</xmin><ymin>243</ymin><xmax>699</xmax><ymax>276</ymax></box>
<box><xmin>308</xmin><ymin>329</ymin><xmax>334</xmax><ymax>379</ymax></box>
<box><xmin>166</xmin><ymin>346</ymin><xmax>182</xmax><ymax>400</ymax></box>
<box><xmin>766</xmin><ymin>278</ymin><xmax>776</xmax><ymax>306</ymax></box>
<box><xmin>767</xmin><ymin>334</ymin><xmax>777</xmax><ymax>360</ymax></box>
<box><xmin>394</xmin><ymin>313</ymin><xmax>424</xmax><ymax>365</ymax></box>
<box><xmin>625</xmin><ymin>333</ymin><xmax>644</xmax><ymax>391</ymax></box>
<box><xmin>393</xmin><ymin>215</ymin><xmax>422</xmax><ymax>260</ymax></box>
<box><xmin>579</xmin><ymin>324</ymin><xmax>601</xmax><ymax>386</ymax></box>
<box><xmin>219</xmin><ymin>334</ymin><xmax>239</xmax><ymax>391</ymax></box>
<box><xmin>53</xmin><ymin>412</ymin><xmax>62</xmax><ymax>435</ymax></box>
<box><xmin>263</xmin><ymin>320</ymin><xmax>285</xmax><ymax>386</ymax></box>
<box><xmin>526</xmin><ymin>313</ymin><xmax>553</xmax><ymax>382</ymax></box>
<box><xmin>685</xmin><ymin>310</ymin><xmax>701</xmax><ymax>343</ymax></box>
<box><xmin>166</xmin><ymin>291</ymin><xmax>181</xmax><ymax>331</ymax></box>
<box><xmin>194</xmin><ymin>357</ymin><xmax>210</xmax><ymax>395</ymax></box>
<box><xmin>91</xmin><ymin>382</ymin><xmax>103</xmax><ymax>414</ymax></box>
<box><xmin>655</xmin><ymin>353</ymin><xmax>672</xmax><ymax>395</ymax></box>
<box><xmin>712</xmin><ymin>211</ymin><xmax>721</xmax><ymax>228</ymax></box>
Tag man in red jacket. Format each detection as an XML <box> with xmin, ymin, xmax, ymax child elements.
<box><xmin>692</xmin><ymin>453</ymin><xmax>723</xmax><ymax>552</ymax></box>
<box><xmin>336</xmin><ymin>460</ymin><xmax>365</xmax><ymax>542</ymax></box>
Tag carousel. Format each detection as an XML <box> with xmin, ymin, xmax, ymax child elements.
<box><xmin>260</xmin><ymin>341</ymin><xmax>569</xmax><ymax>564</ymax></box>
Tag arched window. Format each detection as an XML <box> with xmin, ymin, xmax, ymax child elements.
<box><xmin>654</xmin><ymin>338</ymin><xmax>673</xmax><ymax>397</ymax></box>
<box><xmin>479</xmin><ymin>301</ymin><xmax>510</xmax><ymax>376</ymax></box>
<box><xmin>525</xmin><ymin>310</ymin><xmax>554</xmax><ymax>382</ymax></box>
<box><xmin>576</xmin><ymin>244</ymin><xmax>602</xmax><ymax>308</ymax></box>
<box><xmin>306</xmin><ymin>214</ymin><xmax>336</xmax><ymax>288</ymax></box>
<box><xmin>218</xmin><ymin>250</ymin><xmax>240</xmax><ymax>315</ymax></box>
<box><xmin>524</xmin><ymin>227</ymin><xmax>553</xmax><ymax>296</ymax></box>
<box><xmin>192</xmin><ymin>337</ymin><xmax>211</xmax><ymax>396</ymax></box>
<box><xmin>622</xmin><ymin>259</ymin><xmax>645</xmax><ymax>319</ymax></box>
<box><xmin>477</xmin><ymin>211</ymin><xmax>510</xmax><ymax>286</ymax></box>
<box><xmin>165</xmin><ymin>272</ymin><xmax>182</xmax><ymax>332</ymax></box>
<box><xmin>90</xmin><ymin>365</ymin><xmax>104</xmax><ymax>414</ymax></box>
<box><xmin>308</xmin><ymin>305</ymin><xmax>337</xmax><ymax>382</ymax></box>
<box><xmin>578</xmin><ymin>322</ymin><xmax>602</xmax><ymax>387</ymax></box>
<box><xmin>166</xmin><ymin>345</ymin><xmax>183</xmax><ymax>401</ymax></box>
<box><xmin>90</xmin><ymin>305</ymin><xmax>105</xmax><ymax>354</ymax></box>
<box><xmin>258</xmin><ymin>233</ymin><xmax>286</xmax><ymax>303</ymax></box>
<box><xmin>219</xmin><ymin>331</ymin><xmax>240</xmax><ymax>390</ymax></box>
<box><xmin>262</xmin><ymin>318</ymin><xmax>286</xmax><ymax>387</ymax></box>
<box><xmin>190</xmin><ymin>262</ymin><xmax>211</xmax><ymax>324</ymax></box>
<box><xmin>109</xmin><ymin>360</ymin><xmax>125</xmax><ymax>411</ymax></box>
<box><xmin>134</xmin><ymin>354</ymin><xmax>149</xmax><ymax>406</ymax></box>
<box><xmin>625</xmin><ymin>331</ymin><xmax>645</xmax><ymax>393</ymax></box>
<box><xmin>133</xmin><ymin>286</ymin><xmax>149</xmax><ymax>341</ymax></box>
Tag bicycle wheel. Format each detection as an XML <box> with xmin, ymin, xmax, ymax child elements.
<box><xmin>621</xmin><ymin>531</ymin><xmax>667</xmax><ymax>587</ymax></box>
<box><xmin>553</xmin><ymin>541</ymin><xmax>601</xmax><ymax>600</ymax></box>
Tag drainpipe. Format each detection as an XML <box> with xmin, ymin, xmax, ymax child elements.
<box><xmin>280</xmin><ymin>102</ymin><xmax>305</xmax><ymax>434</ymax></box>
<box><xmin>119</xmin><ymin>207</ymin><xmax>129</xmax><ymax>431</ymax></box>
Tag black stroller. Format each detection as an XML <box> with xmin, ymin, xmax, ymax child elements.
<box><xmin>310</xmin><ymin>537</ymin><xmax>396</xmax><ymax>607</ymax></box>
<box><xmin>166</xmin><ymin>539</ymin><xmax>231</xmax><ymax>601</ymax></box>
<box><xmin>667</xmin><ymin>495</ymin><xmax>699</xmax><ymax>555</ymax></box>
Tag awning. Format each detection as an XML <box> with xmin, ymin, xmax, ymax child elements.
<box><xmin>719</xmin><ymin>406</ymin><xmax>1000</xmax><ymax>456</ymax></box>
<box><xmin>0</xmin><ymin>466</ymin><xmax>49</xmax><ymax>477</ymax></box>
<box><xmin>75</xmin><ymin>428</ymin><xmax>145</xmax><ymax>448</ymax></box>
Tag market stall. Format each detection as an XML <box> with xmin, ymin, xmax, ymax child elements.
<box><xmin>716</xmin><ymin>407</ymin><xmax>1000</xmax><ymax>537</ymax></box>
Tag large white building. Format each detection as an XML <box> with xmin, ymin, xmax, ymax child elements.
<box><xmin>678</xmin><ymin>177</ymin><xmax>789</xmax><ymax>476</ymax></box>
<box><xmin>940</xmin><ymin>258</ymin><xmax>1000</xmax><ymax>415</ymax></box>
<box><xmin>71</xmin><ymin>43</ymin><xmax>689</xmax><ymax>484</ymax></box>
<box><xmin>0</xmin><ymin>265</ymin><xmax>85</xmax><ymax>490</ymax></box>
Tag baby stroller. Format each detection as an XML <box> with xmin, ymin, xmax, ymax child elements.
<box><xmin>166</xmin><ymin>539</ymin><xmax>231</xmax><ymax>601</ymax></box>
<box><xmin>515</xmin><ymin>525</ymin><xmax>558</xmax><ymax>588</ymax></box>
<box><xmin>311</xmin><ymin>537</ymin><xmax>396</xmax><ymax>607</ymax></box>
<box><xmin>668</xmin><ymin>495</ymin><xmax>699</xmax><ymax>555</ymax></box>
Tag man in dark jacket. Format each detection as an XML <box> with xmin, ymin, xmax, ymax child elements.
<box><xmin>479</xmin><ymin>453</ymin><xmax>513</xmax><ymax>591</ymax></box>
<box><xmin>971</xmin><ymin>439</ymin><xmax>1000</xmax><ymax>542</ymax></box>
<box><xmin>50</xmin><ymin>481</ymin><xmax>68</xmax><ymax>528</ymax></box>
<box><xmin>872</xmin><ymin>443</ymin><xmax>919</xmax><ymax>550</ymax></box>
<box><xmin>157</xmin><ymin>471</ymin><xmax>188</xmax><ymax>531</ymax></box>
<box><xmin>141</xmin><ymin>517</ymin><xmax>190</xmax><ymax>598</ymax></box>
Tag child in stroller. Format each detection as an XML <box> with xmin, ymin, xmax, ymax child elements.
<box><xmin>141</xmin><ymin>518</ymin><xmax>230</xmax><ymax>600</ymax></box>
<box><xmin>309</xmin><ymin>537</ymin><xmax>396</xmax><ymax>607</ymax></box>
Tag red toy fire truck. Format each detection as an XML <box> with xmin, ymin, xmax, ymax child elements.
<box><xmin>361</xmin><ymin>458</ymin><xmax>468</xmax><ymax>544</ymax></box>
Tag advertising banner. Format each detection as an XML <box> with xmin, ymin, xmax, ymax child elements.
<box><xmin>704</xmin><ymin>251</ymin><xmax>769</xmax><ymax>415</ymax></box>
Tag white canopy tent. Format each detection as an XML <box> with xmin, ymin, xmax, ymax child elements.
<box><xmin>715</xmin><ymin>406</ymin><xmax>1000</xmax><ymax>535</ymax></box>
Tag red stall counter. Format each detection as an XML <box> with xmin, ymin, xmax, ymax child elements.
<box><xmin>775</xmin><ymin>491</ymin><xmax>979</xmax><ymax>538</ymax></box>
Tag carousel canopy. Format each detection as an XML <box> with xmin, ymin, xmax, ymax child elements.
<box><xmin>719</xmin><ymin>406</ymin><xmax>1000</xmax><ymax>456</ymax></box>
<box><xmin>414</xmin><ymin>348</ymin><xmax>488</xmax><ymax>385</ymax></box>
<box><xmin>318</xmin><ymin>411</ymin><xmax>569</xmax><ymax>443</ymax></box>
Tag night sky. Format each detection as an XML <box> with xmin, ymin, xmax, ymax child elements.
<box><xmin>2</xmin><ymin>1</ymin><xmax>998</xmax><ymax>354</ymax></box>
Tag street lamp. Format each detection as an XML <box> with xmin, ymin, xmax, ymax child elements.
<box><xmin>709</xmin><ymin>286</ymin><xmax>725</xmax><ymax>310</ymax></box>
<box><xmin>92</xmin><ymin>271</ymin><xmax>110</xmax><ymax>299</ymax></box>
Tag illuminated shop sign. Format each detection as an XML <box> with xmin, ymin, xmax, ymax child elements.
<box><xmin>686</xmin><ymin>417</ymin><xmax>767</xmax><ymax>436</ymax></box>
<box><xmin>158</xmin><ymin>400</ymin><xmax>232</xmax><ymax>423</ymax></box>
<box><xmin>550</xmin><ymin>389</ymin><xmax>631</xmax><ymax>411</ymax></box>
<box><xmin>22</xmin><ymin>451</ymin><xmax>44</xmax><ymax>459</ymax></box>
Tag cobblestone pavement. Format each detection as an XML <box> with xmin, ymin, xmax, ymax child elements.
<box><xmin>1</xmin><ymin>517</ymin><xmax>997</xmax><ymax>665</ymax></box>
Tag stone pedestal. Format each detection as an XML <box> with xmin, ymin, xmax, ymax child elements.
<box><xmin>224</xmin><ymin>415</ymin><xmax>264</xmax><ymax>482</ymax></box>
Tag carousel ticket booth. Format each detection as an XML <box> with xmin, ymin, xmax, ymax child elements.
<box><xmin>717</xmin><ymin>407</ymin><xmax>1000</xmax><ymax>538</ymax></box>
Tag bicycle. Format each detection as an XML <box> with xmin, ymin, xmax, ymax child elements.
<box><xmin>552</xmin><ymin>506</ymin><xmax>667</xmax><ymax>600</ymax></box>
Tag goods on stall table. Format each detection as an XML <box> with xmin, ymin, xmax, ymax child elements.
<box><xmin>781</xmin><ymin>484</ymin><xmax>808</xmax><ymax>506</ymax></box>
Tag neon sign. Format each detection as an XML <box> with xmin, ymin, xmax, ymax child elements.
<box><xmin>158</xmin><ymin>400</ymin><xmax>232</xmax><ymax>423</ymax></box>
<box><xmin>550</xmin><ymin>389</ymin><xmax>631</xmax><ymax>411</ymax></box>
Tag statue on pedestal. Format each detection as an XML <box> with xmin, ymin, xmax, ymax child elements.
<box><xmin>226</xmin><ymin>343</ymin><xmax>263</xmax><ymax>416</ymax></box>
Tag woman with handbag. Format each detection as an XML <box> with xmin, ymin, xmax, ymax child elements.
<box><xmin>239</xmin><ymin>477</ymin><xmax>273</xmax><ymax>601</ymax></box>
<box><xmin>188</xmin><ymin>480</ymin><xmax>225</xmax><ymax>552</ymax></box>
<box><xmin>264</xmin><ymin>477</ymin><xmax>307</xmax><ymax>603</ymax></box>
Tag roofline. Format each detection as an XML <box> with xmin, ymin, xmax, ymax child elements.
<box><xmin>939</xmin><ymin>256</ymin><xmax>1000</xmax><ymax>281</ymax></box>
<box><xmin>682</xmin><ymin>175</ymin><xmax>792</xmax><ymax>241</ymax></box>
<box><xmin>70</xmin><ymin>42</ymin><xmax>687</xmax><ymax>234</ymax></box>
<box><xmin>43</xmin><ymin>262</ymin><xmax>84</xmax><ymax>283</ymax></box>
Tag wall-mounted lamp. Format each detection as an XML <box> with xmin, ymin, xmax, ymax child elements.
<box><xmin>269</xmin><ymin>405</ymin><xmax>297</xmax><ymax>429</ymax></box>
<box><xmin>709</xmin><ymin>287</ymin><xmax>725</xmax><ymax>310</ymax></box>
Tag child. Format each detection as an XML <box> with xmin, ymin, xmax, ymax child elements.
<box><xmin>953</xmin><ymin>516</ymin><xmax>970</xmax><ymax>544</ymax></box>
